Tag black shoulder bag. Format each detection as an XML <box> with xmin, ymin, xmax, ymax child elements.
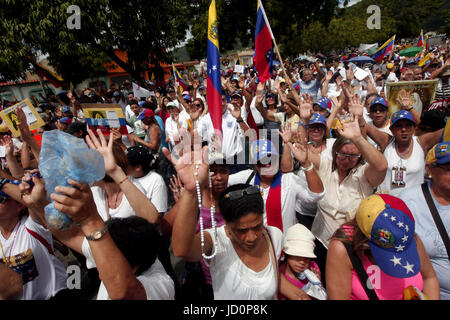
<box><xmin>343</xmin><ymin>242</ymin><xmax>379</xmax><ymax>300</ymax></box>
<box><xmin>421</xmin><ymin>182</ymin><xmax>450</xmax><ymax>262</ymax></box>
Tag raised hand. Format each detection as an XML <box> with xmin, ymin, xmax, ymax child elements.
<box><xmin>228</xmin><ymin>104</ymin><xmax>242</xmax><ymax>120</ymax></box>
<box><xmin>287</xmin><ymin>134</ymin><xmax>309</xmax><ymax>166</ymax></box>
<box><xmin>299</xmin><ymin>93</ymin><xmax>314</xmax><ymax>122</ymax></box>
<box><xmin>337</xmin><ymin>115</ymin><xmax>362</xmax><ymax>141</ymax></box>
<box><xmin>0</xmin><ymin>135</ymin><xmax>14</xmax><ymax>156</ymax></box>
<box><xmin>325</xmin><ymin>70</ymin><xmax>333</xmax><ymax>82</ymax></box>
<box><xmin>19</xmin><ymin>170</ymin><xmax>49</xmax><ymax>210</ymax></box>
<box><xmin>397</xmin><ymin>89</ymin><xmax>412</xmax><ymax>109</ymax></box>
<box><xmin>348</xmin><ymin>94</ymin><xmax>364</xmax><ymax>118</ymax></box>
<box><xmin>15</xmin><ymin>107</ymin><xmax>33</xmax><ymax>140</ymax></box>
<box><xmin>278</xmin><ymin>123</ymin><xmax>293</xmax><ymax>144</ymax></box>
<box><xmin>162</xmin><ymin>131</ymin><xmax>209</xmax><ymax>192</ymax></box>
<box><xmin>85</xmin><ymin>128</ymin><xmax>120</xmax><ymax>177</ymax></box>
<box><xmin>51</xmin><ymin>179</ymin><xmax>99</xmax><ymax>224</ymax></box>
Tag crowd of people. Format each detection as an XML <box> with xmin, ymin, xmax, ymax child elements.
<box><xmin>0</xmin><ymin>37</ymin><xmax>449</xmax><ymax>301</ymax></box>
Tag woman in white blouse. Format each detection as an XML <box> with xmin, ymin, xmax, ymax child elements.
<box><xmin>166</xmin><ymin>145</ymin><xmax>285</xmax><ymax>300</ymax></box>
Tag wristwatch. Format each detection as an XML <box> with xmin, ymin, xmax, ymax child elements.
<box><xmin>85</xmin><ymin>224</ymin><xmax>109</xmax><ymax>241</ymax></box>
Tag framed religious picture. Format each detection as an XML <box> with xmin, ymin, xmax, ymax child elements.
<box><xmin>385</xmin><ymin>79</ymin><xmax>439</xmax><ymax>117</ymax></box>
<box><xmin>0</xmin><ymin>99</ymin><xmax>46</xmax><ymax>137</ymax></box>
<box><xmin>81</xmin><ymin>103</ymin><xmax>128</xmax><ymax>136</ymax></box>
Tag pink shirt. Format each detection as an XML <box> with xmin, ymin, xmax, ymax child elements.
<box><xmin>342</xmin><ymin>225</ymin><xmax>423</xmax><ymax>300</ymax></box>
<box><xmin>196</xmin><ymin>204</ymin><xmax>225</xmax><ymax>285</ymax></box>
<box><xmin>278</xmin><ymin>261</ymin><xmax>321</xmax><ymax>300</ymax></box>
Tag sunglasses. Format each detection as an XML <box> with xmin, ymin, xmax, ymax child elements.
<box><xmin>193</xmin><ymin>103</ymin><xmax>202</xmax><ymax>108</ymax></box>
<box><xmin>370</xmin><ymin>107</ymin><xmax>387</xmax><ymax>113</ymax></box>
<box><xmin>336</xmin><ymin>152</ymin><xmax>361</xmax><ymax>159</ymax></box>
<box><xmin>223</xmin><ymin>186</ymin><xmax>262</xmax><ymax>201</ymax></box>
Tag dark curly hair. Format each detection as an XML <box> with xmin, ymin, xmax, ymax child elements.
<box><xmin>106</xmin><ymin>216</ymin><xmax>160</xmax><ymax>276</ymax></box>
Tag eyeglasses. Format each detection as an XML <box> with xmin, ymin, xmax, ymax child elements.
<box><xmin>223</xmin><ymin>186</ymin><xmax>262</xmax><ymax>201</ymax></box>
<box><xmin>336</xmin><ymin>152</ymin><xmax>361</xmax><ymax>160</ymax></box>
<box><xmin>193</xmin><ymin>103</ymin><xmax>202</xmax><ymax>108</ymax></box>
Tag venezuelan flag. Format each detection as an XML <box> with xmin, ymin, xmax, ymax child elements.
<box><xmin>172</xmin><ymin>64</ymin><xmax>188</xmax><ymax>94</ymax></box>
<box><xmin>253</xmin><ymin>0</ymin><xmax>274</xmax><ymax>82</ymax></box>
<box><xmin>425</xmin><ymin>35</ymin><xmax>430</xmax><ymax>51</ymax></box>
<box><xmin>30</xmin><ymin>59</ymin><xmax>65</xmax><ymax>88</ymax></box>
<box><xmin>207</xmin><ymin>0</ymin><xmax>222</xmax><ymax>134</ymax></box>
<box><xmin>372</xmin><ymin>35</ymin><xmax>395</xmax><ymax>62</ymax></box>
<box><xmin>416</xmin><ymin>30</ymin><xmax>424</xmax><ymax>47</ymax></box>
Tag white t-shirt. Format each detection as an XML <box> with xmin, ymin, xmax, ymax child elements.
<box><xmin>82</xmin><ymin>242</ymin><xmax>175</xmax><ymax>300</ymax></box>
<box><xmin>205</xmin><ymin>225</ymin><xmax>283</xmax><ymax>300</ymax></box>
<box><xmin>91</xmin><ymin>177</ymin><xmax>146</xmax><ymax>221</ymax></box>
<box><xmin>134</xmin><ymin>171</ymin><xmax>168</xmax><ymax>214</ymax></box>
<box><xmin>124</xmin><ymin>104</ymin><xmax>135</xmax><ymax>122</ymax></box>
<box><xmin>197</xmin><ymin>110</ymin><xmax>243</xmax><ymax>159</ymax></box>
<box><xmin>165</xmin><ymin>116</ymin><xmax>188</xmax><ymax>145</ymax></box>
<box><xmin>228</xmin><ymin>170</ymin><xmax>325</xmax><ymax>234</ymax></box>
<box><xmin>0</xmin><ymin>216</ymin><xmax>67</xmax><ymax>300</ymax></box>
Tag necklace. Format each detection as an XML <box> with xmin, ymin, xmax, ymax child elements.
<box><xmin>395</xmin><ymin>138</ymin><xmax>413</xmax><ymax>159</ymax></box>
<box><xmin>195</xmin><ymin>165</ymin><xmax>217</xmax><ymax>259</ymax></box>
<box><xmin>0</xmin><ymin>220</ymin><xmax>22</xmax><ymax>266</ymax></box>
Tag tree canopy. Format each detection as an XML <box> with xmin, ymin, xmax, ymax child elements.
<box><xmin>0</xmin><ymin>0</ymin><xmax>189</xmax><ymax>85</ymax></box>
<box><xmin>0</xmin><ymin>0</ymin><xmax>446</xmax><ymax>86</ymax></box>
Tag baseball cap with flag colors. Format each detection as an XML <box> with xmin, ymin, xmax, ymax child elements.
<box><xmin>356</xmin><ymin>194</ymin><xmax>420</xmax><ymax>278</ymax></box>
<box><xmin>250</xmin><ymin>139</ymin><xmax>278</xmax><ymax>162</ymax></box>
<box><xmin>390</xmin><ymin>110</ymin><xmax>415</xmax><ymax>128</ymax></box>
<box><xmin>137</xmin><ymin>109</ymin><xmax>154</xmax><ymax>120</ymax></box>
<box><xmin>314</xmin><ymin>97</ymin><xmax>332</xmax><ymax>111</ymax></box>
<box><xmin>426</xmin><ymin>141</ymin><xmax>450</xmax><ymax>165</ymax></box>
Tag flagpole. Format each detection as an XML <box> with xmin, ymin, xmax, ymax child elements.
<box><xmin>172</xmin><ymin>63</ymin><xmax>178</xmax><ymax>98</ymax></box>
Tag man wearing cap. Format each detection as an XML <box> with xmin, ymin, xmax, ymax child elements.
<box><xmin>227</xmin><ymin>139</ymin><xmax>325</xmax><ymax>235</ymax></box>
<box><xmin>362</xmin><ymin>109</ymin><xmax>444</xmax><ymax>196</ymax></box>
<box><xmin>112</xmin><ymin>90</ymin><xmax>127</xmax><ymax>113</ymax></box>
<box><xmin>312</xmin><ymin>97</ymin><xmax>332</xmax><ymax>119</ymax></box>
<box><xmin>127</xmin><ymin>99</ymin><xmax>146</xmax><ymax>140</ymax></box>
<box><xmin>385</xmin><ymin>63</ymin><xmax>399</xmax><ymax>83</ymax></box>
<box><xmin>399</xmin><ymin>141</ymin><xmax>450</xmax><ymax>299</ymax></box>
<box><xmin>297</xmin><ymin>60</ymin><xmax>324</xmax><ymax>101</ymax></box>
<box><xmin>364</xmin><ymin>96</ymin><xmax>392</xmax><ymax>150</ymax></box>
<box><xmin>197</xmin><ymin>90</ymin><xmax>250</xmax><ymax>169</ymax></box>
<box><xmin>165</xmin><ymin>102</ymin><xmax>188</xmax><ymax>147</ymax></box>
<box><xmin>56</xmin><ymin>117</ymin><xmax>72</xmax><ymax>132</ymax></box>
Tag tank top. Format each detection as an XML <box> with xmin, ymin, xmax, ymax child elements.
<box><xmin>341</xmin><ymin>225</ymin><xmax>423</xmax><ymax>300</ymax></box>
<box><xmin>378</xmin><ymin>136</ymin><xmax>425</xmax><ymax>197</ymax></box>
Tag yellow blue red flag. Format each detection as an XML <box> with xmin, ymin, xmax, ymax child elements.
<box><xmin>372</xmin><ymin>35</ymin><xmax>396</xmax><ymax>62</ymax></box>
<box><xmin>207</xmin><ymin>0</ymin><xmax>222</xmax><ymax>134</ymax></box>
<box><xmin>172</xmin><ymin>64</ymin><xmax>188</xmax><ymax>94</ymax></box>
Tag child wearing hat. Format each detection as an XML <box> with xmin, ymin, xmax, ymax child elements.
<box><xmin>278</xmin><ymin>224</ymin><xmax>325</xmax><ymax>300</ymax></box>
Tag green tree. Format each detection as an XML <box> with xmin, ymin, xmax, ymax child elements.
<box><xmin>0</xmin><ymin>0</ymin><xmax>190</xmax><ymax>85</ymax></box>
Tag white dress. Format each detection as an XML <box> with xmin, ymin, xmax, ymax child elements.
<box><xmin>205</xmin><ymin>225</ymin><xmax>283</xmax><ymax>300</ymax></box>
